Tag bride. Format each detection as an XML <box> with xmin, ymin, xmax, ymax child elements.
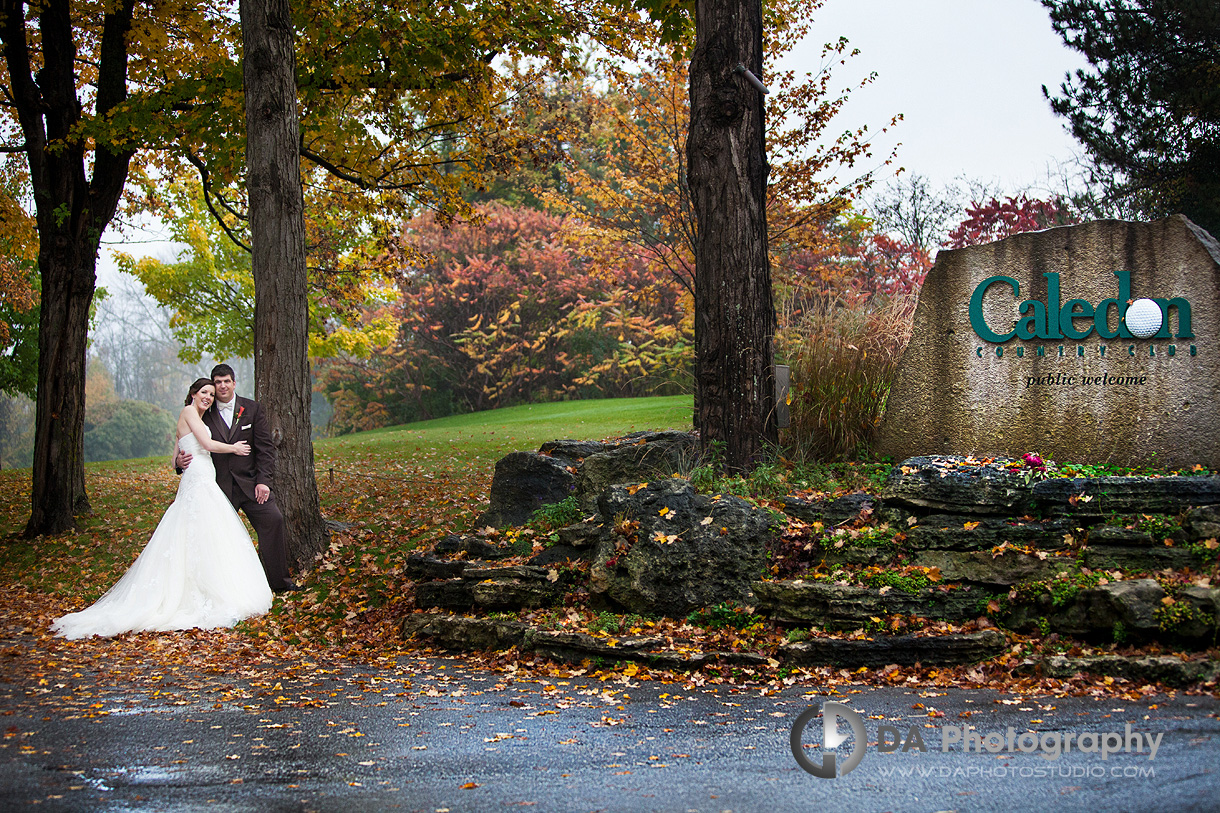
<box><xmin>53</xmin><ymin>379</ymin><xmax>274</xmax><ymax>639</ymax></box>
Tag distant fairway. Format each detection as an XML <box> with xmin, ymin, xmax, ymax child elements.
<box><xmin>314</xmin><ymin>395</ymin><xmax>694</xmax><ymax>475</ymax></box>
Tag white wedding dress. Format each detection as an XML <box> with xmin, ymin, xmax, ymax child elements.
<box><xmin>52</xmin><ymin>431</ymin><xmax>274</xmax><ymax>639</ymax></box>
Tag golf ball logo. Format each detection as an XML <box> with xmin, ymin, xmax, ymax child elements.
<box><xmin>1124</xmin><ymin>298</ymin><xmax>1163</xmax><ymax>338</ymax></box>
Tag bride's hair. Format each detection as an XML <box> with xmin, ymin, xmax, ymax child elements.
<box><xmin>185</xmin><ymin>378</ymin><xmax>215</xmax><ymax>406</ymax></box>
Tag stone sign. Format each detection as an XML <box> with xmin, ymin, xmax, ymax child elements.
<box><xmin>878</xmin><ymin>215</ymin><xmax>1220</xmax><ymax>469</ymax></box>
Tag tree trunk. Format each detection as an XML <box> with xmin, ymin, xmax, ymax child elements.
<box><xmin>25</xmin><ymin>246</ymin><xmax>95</xmax><ymax>534</ymax></box>
<box><xmin>4</xmin><ymin>0</ymin><xmax>137</xmax><ymax>536</ymax></box>
<box><xmin>241</xmin><ymin>0</ymin><xmax>329</xmax><ymax>568</ymax></box>
<box><xmin>687</xmin><ymin>0</ymin><xmax>777</xmax><ymax>472</ymax></box>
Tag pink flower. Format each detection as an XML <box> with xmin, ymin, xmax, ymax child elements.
<box><xmin>1022</xmin><ymin>452</ymin><xmax>1046</xmax><ymax>471</ymax></box>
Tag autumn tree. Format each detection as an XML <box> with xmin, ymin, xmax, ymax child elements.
<box><xmin>2</xmin><ymin>0</ymin><xmax>638</xmax><ymax>537</ymax></box>
<box><xmin>239</xmin><ymin>0</ymin><xmax>326</xmax><ymax>565</ymax></box>
<box><xmin>120</xmin><ymin>183</ymin><xmax>394</xmax><ymax>364</ymax></box>
<box><xmin>541</xmin><ymin>51</ymin><xmax>697</xmax><ymax>295</ymax></box>
<box><xmin>545</xmin><ymin>0</ymin><xmax>891</xmax><ymax>469</ymax></box>
<box><xmin>0</xmin><ymin>158</ymin><xmax>35</xmax><ymax>356</ymax></box>
<box><xmin>2</xmin><ymin>0</ymin><xmax>145</xmax><ymax>533</ymax></box>
<box><xmin>698</xmin><ymin>0</ymin><xmax>895</xmax><ymax>470</ymax></box>
<box><xmin>1042</xmin><ymin>0</ymin><xmax>1220</xmax><ymax>236</ymax></box>
<box><xmin>549</xmin><ymin>2</ymin><xmax>890</xmax><ymax>294</ymax></box>
<box><xmin>684</xmin><ymin>0</ymin><xmax>775</xmax><ymax>470</ymax></box>
<box><xmin>317</xmin><ymin>202</ymin><xmax>690</xmax><ymax>433</ymax></box>
<box><xmin>946</xmin><ymin>194</ymin><xmax>1078</xmax><ymax>249</ymax></box>
<box><xmin>0</xmin><ymin>251</ymin><xmax>36</xmax><ymax>401</ymax></box>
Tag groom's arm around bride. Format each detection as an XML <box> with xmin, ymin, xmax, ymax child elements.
<box><xmin>175</xmin><ymin>364</ymin><xmax>298</xmax><ymax>593</ymax></box>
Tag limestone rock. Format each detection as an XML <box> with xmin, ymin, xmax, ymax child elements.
<box><xmin>474</xmin><ymin>431</ymin><xmax>698</xmax><ymax>528</ymax></box>
<box><xmin>403</xmin><ymin>554</ymin><xmax>469</xmax><ymax>581</ymax></box>
<box><xmin>462</xmin><ymin>565</ymin><xmax>552</xmax><ymax>581</ymax></box>
<box><xmin>751</xmin><ymin>580</ymin><xmax>982</xmax><ymax>625</ymax></box>
<box><xmin>903</xmin><ymin>514</ymin><xmax>1075</xmax><ymax>551</ymax></box>
<box><xmin>475</xmin><ymin>451</ymin><xmax>578</xmax><ymax>528</ymax></box>
<box><xmin>780</xmin><ymin>630</ymin><xmax>1007</xmax><ymax>668</ymax></box>
<box><xmin>1034</xmin><ymin>476</ymin><xmax>1220</xmax><ymax>517</ymax></box>
<box><xmin>433</xmin><ymin>534</ymin><xmax>511</xmax><ymax>560</ymax></box>
<box><xmin>883</xmin><ymin>456</ymin><xmax>1033</xmax><ymax>515</ymax></box>
<box><xmin>573</xmin><ymin>431</ymin><xmax>698</xmax><ymax>510</ymax></box>
<box><xmin>1080</xmin><ymin>545</ymin><xmax>1198</xmax><ymax>572</ymax></box>
<box><xmin>781</xmin><ymin>492</ymin><xmax>878</xmax><ymax>526</ymax></box>
<box><xmin>589</xmin><ymin>479</ymin><xmax>770</xmax><ymax>617</ymax></box>
<box><xmin>1184</xmin><ymin>505</ymin><xmax>1220</xmax><ymax>541</ymax></box>
<box><xmin>1175</xmin><ymin>586</ymin><xmax>1220</xmax><ymax>641</ymax></box>
<box><xmin>527</xmin><ymin>544</ymin><xmax>592</xmax><ymax>567</ymax></box>
<box><xmin>470</xmin><ymin>579</ymin><xmax>559</xmax><ymax>610</ymax></box>
<box><xmin>1006</xmin><ymin>578</ymin><xmax>1166</xmax><ymax>638</ymax></box>
<box><xmin>908</xmin><ymin>549</ymin><xmax>1073</xmax><ymax>586</ymax></box>
<box><xmin>1082</xmin><ymin>523</ymin><xmax>1199</xmax><ymax>570</ymax></box>
<box><xmin>413</xmin><ymin>580</ymin><xmax>475</xmax><ymax>611</ymax></box>
<box><xmin>400</xmin><ymin>614</ymin><xmax>525</xmax><ymax>651</ymax></box>
<box><xmin>522</xmin><ymin>629</ymin><xmax>666</xmax><ymax>663</ymax></box>
<box><xmin>537</xmin><ymin>438</ymin><xmax>615</xmax><ymax>460</ymax></box>
<box><xmin>554</xmin><ymin>520</ymin><xmax>602</xmax><ymax>549</ymax></box>
<box><xmin>1042</xmin><ymin>655</ymin><xmax>1220</xmax><ymax>687</ymax></box>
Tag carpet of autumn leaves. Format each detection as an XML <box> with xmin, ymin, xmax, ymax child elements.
<box><xmin>1</xmin><ymin>404</ymin><xmax>1216</xmax><ymax>708</ymax></box>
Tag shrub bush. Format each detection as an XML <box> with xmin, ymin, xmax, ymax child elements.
<box><xmin>84</xmin><ymin>399</ymin><xmax>176</xmax><ymax>462</ymax></box>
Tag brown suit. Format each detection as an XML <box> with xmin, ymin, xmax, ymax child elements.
<box><xmin>203</xmin><ymin>396</ymin><xmax>292</xmax><ymax>591</ymax></box>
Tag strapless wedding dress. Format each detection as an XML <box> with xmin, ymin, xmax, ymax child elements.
<box><xmin>52</xmin><ymin>431</ymin><xmax>273</xmax><ymax>639</ymax></box>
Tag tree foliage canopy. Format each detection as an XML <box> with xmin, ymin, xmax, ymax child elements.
<box><xmin>317</xmin><ymin>202</ymin><xmax>690</xmax><ymax>434</ymax></box>
<box><xmin>1042</xmin><ymin>0</ymin><xmax>1220</xmax><ymax>236</ymax></box>
<box><xmin>539</xmin><ymin>0</ymin><xmax>898</xmax><ymax>326</ymax></box>
<box><xmin>119</xmin><ymin>183</ymin><xmax>396</xmax><ymax>363</ymax></box>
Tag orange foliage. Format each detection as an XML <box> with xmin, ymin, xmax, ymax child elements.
<box><xmin>316</xmin><ymin>203</ymin><xmax>691</xmax><ymax>433</ymax></box>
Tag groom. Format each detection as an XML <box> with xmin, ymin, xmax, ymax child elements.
<box><xmin>176</xmin><ymin>364</ymin><xmax>299</xmax><ymax>593</ymax></box>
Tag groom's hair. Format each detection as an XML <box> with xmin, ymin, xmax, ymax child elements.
<box><xmin>211</xmin><ymin>363</ymin><xmax>236</xmax><ymax>381</ymax></box>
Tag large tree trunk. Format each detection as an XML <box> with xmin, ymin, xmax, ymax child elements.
<box><xmin>241</xmin><ymin>0</ymin><xmax>329</xmax><ymax>568</ymax></box>
<box><xmin>4</xmin><ymin>0</ymin><xmax>137</xmax><ymax>536</ymax></box>
<box><xmin>26</xmin><ymin>247</ymin><xmax>95</xmax><ymax>534</ymax></box>
<box><xmin>687</xmin><ymin>0</ymin><xmax>777</xmax><ymax>472</ymax></box>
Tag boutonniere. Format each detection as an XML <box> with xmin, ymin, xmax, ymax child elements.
<box><xmin>234</xmin><ymin>406</ymin><xmax>245</xmax><ymax>423</ymax></box>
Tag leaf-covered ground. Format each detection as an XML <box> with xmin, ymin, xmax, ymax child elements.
<box><xmin>1</xmin><ymin>396</ymin><xmax>1215</xmax><ymax>714</ymax></box>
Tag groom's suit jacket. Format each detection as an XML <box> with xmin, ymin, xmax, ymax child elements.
<box><xmin>204</xmin><ymin>396</ymin><xmax>276</xmax><ymax>504</ymax></box>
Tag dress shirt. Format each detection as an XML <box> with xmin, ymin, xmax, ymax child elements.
<box><xmin>218</xmin><ymin>399</ymin><xmax>236</xmax><ymax>427</ymax></box>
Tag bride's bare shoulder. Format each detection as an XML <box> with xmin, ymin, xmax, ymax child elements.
<box><xmin>176</xmin><ymin>406</ymin><xmax>197</xmax><ymax>438</ymax></box>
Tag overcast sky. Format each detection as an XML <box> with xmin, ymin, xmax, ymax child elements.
<box><xmin>780</xmin><ymin>0</ymin><xmax>1092</xmax><ymax>199</ymax></box>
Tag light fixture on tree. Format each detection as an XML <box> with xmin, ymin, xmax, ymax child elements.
<box><xmin>734</xmin><ymin>64</ymin><xmax>769</xmax><ymax>95</ymax></box>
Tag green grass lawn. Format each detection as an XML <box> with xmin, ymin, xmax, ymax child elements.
<box><xmin>315</xmin><ymin>395</ymin><xmax>692</xmax><ymax>474</ymax></box>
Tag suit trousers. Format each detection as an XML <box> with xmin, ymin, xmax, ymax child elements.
<box><xmin>225</xmin><ymin>482</ymin><xmax>291</xmax><ymax>591</ymax></box>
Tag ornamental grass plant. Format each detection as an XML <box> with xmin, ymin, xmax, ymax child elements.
<box><xmin>778</xmin><ymin>291</ymin><xmax>916</xmax><ymax>462</ymax></box>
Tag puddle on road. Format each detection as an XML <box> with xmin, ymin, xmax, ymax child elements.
<box><xmin>84</xmin><ymin>763</ymin><xmax>229</xmax><ymax>789</ymax></box>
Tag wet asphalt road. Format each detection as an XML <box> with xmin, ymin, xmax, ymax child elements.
<box><xmin>2</xmin><ymin>661</ymin><xmax>1219</xmax><ymax>812</ymax></box>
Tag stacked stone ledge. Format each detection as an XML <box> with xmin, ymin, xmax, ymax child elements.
<box><xmin>399</xmin><ymin>445</ymin><xmax>1220</xmax><ymax>678</ymax></box>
